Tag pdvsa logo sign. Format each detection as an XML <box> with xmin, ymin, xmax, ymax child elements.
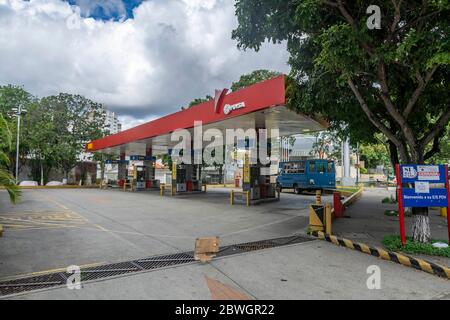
<box><xmin>223</xmin><ymin>102</ymin><xmax>245</xmax><ymax>115</ymax></box>
<box><xmin>402</xmin><ymin>166</ymin><xmax>417</xmax><ymax>179</ymax></box>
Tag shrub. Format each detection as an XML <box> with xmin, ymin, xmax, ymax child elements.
<box><xmin>382</xmin><ymin>235</ymin><xmax>450</xmax><ymax>258</ymax></box>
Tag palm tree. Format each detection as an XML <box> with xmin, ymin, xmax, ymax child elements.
<box><xmin>0</xmin><ymin>114</ymin><xmax>20</xmax><ymax>203</ymax></box>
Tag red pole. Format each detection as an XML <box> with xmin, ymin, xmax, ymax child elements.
<box><xmin>395</xmin><ymin>164</ymin><xmax>406</xmax><ymax>246</ymax></box>
<box><xmin>445</xmin><ymin>164</ymin><xmax>450</xmax><ymax>243</ymax></box>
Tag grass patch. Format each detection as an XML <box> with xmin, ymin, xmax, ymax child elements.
<box><xmin>383</xmin><ymin>209</ymin><xmax>411</xmax><ymax>217</ymax></box>
<box><xmin>384</xmin><ymin>209</ymin><xmax>398</xmax><ymax>216</ymax></box>
<box><xmin>381</xmin><ymin>195</ymin><xmax>397</xmax><ymax>204</ymax></box>
<box><xmin>382</xmin><ymin>235</ymin><xmax>450</xmax><ymax>258</ymax></box>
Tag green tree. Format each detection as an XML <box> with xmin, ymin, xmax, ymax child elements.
<box><xmin>0</xmin><ymin>114</ymin><xmax>20</xmax><ymax>203</ymax></box>
<box><xmin>310</xmin><ymin>132</ymin><xmax>339</xmax><ymax>159</ymax></box>
<box><xmin>427</xmin><ymin>123</ymin><xmax>450</xmax><ymax>164</ymax></box>
<box><xmin>21</xmin><ymin>101</ymin><xmax>57</xmax><ymax>185</ymax></box>
<box><xmin>359</xmin><ymin>143</ymin><xmax>390</xmax><ymax>169</ymax></box>
<box><xmin>0</xmin><ymin>85</ymin><xmax>36</xmax><ymax>177</ymax></box>
<box><xmin>232</xmin><ymin>0</ymin><xmax>450</xmax><ymax>243</ymax></box>
<box><xmin>0</xmin><ymin>85</ymin><xmax>33</xmax><ymax>119</ymax></box>
<box><xmin>231</xmin><ymin>69</ymin><xmax>281</xmax><ymax>92</ymax></box>
<box><xmin>183</xmin><ymin>95</ymin><xmax>213</xmax><ymax>110</ymax></box>
<box><xmin>40</xmin><ymin>94</ymin><xmax>106</xmax><ymax>181</ymax></box>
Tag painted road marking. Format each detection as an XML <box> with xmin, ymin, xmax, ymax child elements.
<box><xmin>0</xmin><ymin>211</ymin><xmax>90</xmax><ymax>230</ymax></box>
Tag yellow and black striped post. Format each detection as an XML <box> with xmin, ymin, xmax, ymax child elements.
<box><xmin>309</xmin><ymin>204</ymin><xmax>325</xmax><ymax>232</ymax></box>
<box><xmin>310</xmin><ymin>231</ymin><xmax>450</xmax><ymax>279</ymax></box>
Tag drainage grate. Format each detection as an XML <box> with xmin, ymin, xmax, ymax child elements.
<box><xmin>0</xmin><ymin>235</ymin><xmax>314</xmax><ymax>297</ymax></box>
<box><xmin>0</xmin><ymin>273</ymin><xmax>66</xmax><ymax>297</ymax></box>
<box><xmin>217</xmin><ymin>235</ymin><xmax>314</xmax><ymax>257</ymax></box>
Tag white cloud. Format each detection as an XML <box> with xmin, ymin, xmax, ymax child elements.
<box><xmin>0</xmin><ymin>0</ymin><xmax>289</xmax><ymax>128</ymax></box>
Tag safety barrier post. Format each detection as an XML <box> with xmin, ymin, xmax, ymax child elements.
<box><xmin>441</xmin><ymin>208</ymin><xmax>447</xmax><ymax>218</ymax></box>
<box><xmin>230</xmin><ymin>190</ymin><xmax>234</xmax><ymax>206</ymax></box>
<box><xmin>246</xmin><ymin>191</ymin><xmax>250</xmax><ymax>207</ymax></box>
<box><xmin>171</xmin><ymin>185</ymin><xmax>175</xmax><ymax>197</ymax></box>
<box><xmin>333</xmin><ymin>192</ymin><xmax>343</xmax><ymax>218</ymax></box>
<box><xmin>316</xmin><ymin>190</ymin><xmax>322</xmax><ymax>205</ymax></box>
<box><xmin>325</xmin><ymin>203</ymin><xmax>332</xmax><ymax>235</ymax></box>
<box><xmin>160</xmin><ymin>185</ymin><xmax>165</xmax><ymax>197</ymax></box>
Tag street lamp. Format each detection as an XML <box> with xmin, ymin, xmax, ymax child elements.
<box><xmin>11</xmin><ymin>104</ymin><xmax>27</xmax><ymax>184</ymax></box>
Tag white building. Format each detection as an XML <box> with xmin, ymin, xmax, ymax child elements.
<box><xmin>104</xmin><ymin>108</ymin><xmax>122</xmax><ymax>134</ymax></box>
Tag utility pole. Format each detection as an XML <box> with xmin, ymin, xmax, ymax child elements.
<box><xmin>13</xmin><ymin>104</ymin><xmax>25</xmax><ymax>184</ymax></box>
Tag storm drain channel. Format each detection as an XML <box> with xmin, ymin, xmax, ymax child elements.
<box><xmin>0</xmin><ymin>234</ymin><xmax>314</xmax><ymax>297</ymax></box>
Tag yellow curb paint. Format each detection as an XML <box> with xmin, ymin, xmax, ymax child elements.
<box><xmin>359</xmin><ymin>243</ymin><xmax>372</xmax><ymax>254</ymax></box>
<box><xmin>444</xmin><ymin>267</ymin><xmax>450</xmax><ymax>278</ymax></box>
<box><xmin>395</xmin><ymin>253</ymin><xmax>412</xmax><ymax>267</ymax></box>
<box><xmin>311</xmin><ymin>232</ymin><xmax>450</xmax><ymax>279</ymax></box>
<box><xmin>330</xmin><ymin>235</ymin><xmax>339</xmax><ymax>246</ymax></box>
<box><xmin>343</xmin><ymin>239</ymin><xmax>355</xmax><ymax>250</ymax></box>
<box><xmin>377</xmin><ymin>248</ymin><xmax>391</xmax><ymax>261</ymax></box>
<box><xmin>417</xmin><ymin>259</ymin><xmax>433</xmax><ymax>274</ymax></box>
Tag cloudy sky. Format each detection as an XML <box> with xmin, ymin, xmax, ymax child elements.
<box><xmin>0</xmin><ymin>0</ymin><xmax>290</xmax><ymax>129</ymax></box>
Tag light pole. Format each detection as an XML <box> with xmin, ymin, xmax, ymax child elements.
<box><xmin>12</xmin><ymin>104</ymin><xmax>26</xmax><ymax>184</ymax></box>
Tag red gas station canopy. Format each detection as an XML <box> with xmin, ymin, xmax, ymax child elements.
<box><xmin>87</xmin><ymin>76</ymin><xmax>326</xmax><ymax>153</ymax></box>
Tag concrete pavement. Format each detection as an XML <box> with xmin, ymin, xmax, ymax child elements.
<box><xmin>332</xmin><ymin>188</ymin><xmax>450</xmax><ymax>266</ymax></box>
<box><xmin>0</xmin><ymin>188</ymin><xmax>329</xmax><ymax>278</ymax></box>
<box><xmin>7</xmin><ymin>241</ymin><xmax>450</xmax><ymax>300</ymax></box>
<box><xmin>1</xmin><ymin>188</ymin><xmax>448</xmax><ymax>300</ymax></box>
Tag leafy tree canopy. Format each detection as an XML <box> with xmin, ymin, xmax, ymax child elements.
<box><xmin>233</xmin><ymin>0</ymin><xmax>450</xmax><ymax>164</ymax></box>
<box><xmin>230</xmin><ymin>69</ymin><xmax>282</xmax><ymax>91</ymax></box>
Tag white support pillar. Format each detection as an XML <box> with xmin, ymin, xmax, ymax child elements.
<box><xmin>341</xmin><ymin>137</ymin><xmax>355</xmax><ymax>186</ymax></box>
<box><xmin>343</xmin><ymin>138</ymin><xmax>350</xmax><ymax>178</ymax></box>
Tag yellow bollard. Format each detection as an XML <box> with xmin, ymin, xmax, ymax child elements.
<box><xmin>246</xmin><ymin>191</ymin><xmax>250</xmax><ymax>207</ymax></box>
<box><xmin>441</xmin><ymin>207</ymin><xmax>447</xmax><ymax>218</ymax></box>
<box><xmin>160</xmin><ymin>185</ymin><xmax>165</xmax><ymax>197</ymax></box>
<box><xmin>171</xmin><ymin>185</ymin><xmax>175</xmax><ymax>197</ymax></box>
<box><xmin>315</xmin><ymin>190</ymin><xmax>322</xmax><ymax>205</ymax></box>
<box><xmin>230</xmin><ymin>190</ymin><xmax>234</xmax><ymax>206</ymax></box>
<box><xmin>325</xmin><ymin>203</ymin><xmax>332</xmax><ymax>235</ymax></box>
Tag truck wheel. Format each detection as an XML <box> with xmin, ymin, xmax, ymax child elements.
<box><xmin>293</xmin><ymin>184</ymin><xmax>301</xmax><ymax>194</ymax></box>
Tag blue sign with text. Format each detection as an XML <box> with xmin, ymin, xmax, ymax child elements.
<box><xmin>400</xmin><ymin>164</ymin><xmax>446</xmax><ymax>183</ymax></box>
<box><xmin>399</xmin><ymin>164</ymin><xmax>448</xmax><ymax>207</ymax></box>
<box><xmin>129</xmin><ymin>155</ymin><xmax>154</xmax><ymax>161</ymax></box>
<box><xmin>402</xmin><ymin>188</ymin><xmax>448</xmax><ymax>207</ymax></box>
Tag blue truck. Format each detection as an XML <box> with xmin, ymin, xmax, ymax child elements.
<box><xmin>276</xmin><ymin>159</ymin><xmax>336</xmax><ymax>193</ymax></box>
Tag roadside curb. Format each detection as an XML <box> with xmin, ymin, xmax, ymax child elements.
<box><xmin>341</xmin><ymin>187</ymin><xmax>363</xmax><ymax>209</ymax></box>
<box><xmin>310</xmin><ymin>231</ymin><xmax>450</xmax><ymax>280</ymax></box>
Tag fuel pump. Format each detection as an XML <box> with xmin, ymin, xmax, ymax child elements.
<box><xmin>173</xmin><ymin>163</ymin><xmax>187</xmax><ymax>192</ymax></box>
<box><xmin>242</xmin><ymin>153</ymin><xmax>261</xmax><ymax>200</ymax></box>
<box><xmin>134</xmin><ymin>166</ymin><xmax>146</xmax><ymax>190</ymax></box>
